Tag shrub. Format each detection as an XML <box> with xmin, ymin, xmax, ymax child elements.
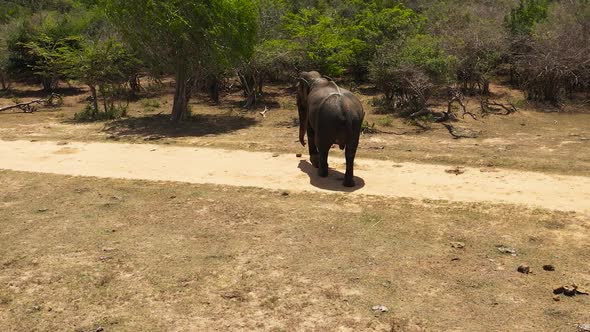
<box><xmin>74</xmin><ymin>104</ymin><xmax>127</xmax><ymax>121</ymax></box>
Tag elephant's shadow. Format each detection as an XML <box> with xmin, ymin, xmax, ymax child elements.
<box><xmin>297</xmin><ymin>160</ymin><xmax>365</xmax><ymax>192</ymax></box>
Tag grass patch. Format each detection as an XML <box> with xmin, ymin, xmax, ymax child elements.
<box><xmin>140</xmin><ymin>98</ymin><xmax>161</xmax><ymax>109</ymax></box>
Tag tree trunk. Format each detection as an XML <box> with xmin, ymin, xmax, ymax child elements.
<box><xmin>0</xmin><ymin>73</ymin><xmax>9</xmax><ymax>90</ymax></box>
<box><xmin>209</xmin><ymin>78</ymin><xmax>220</xmax><ymax>104</ymax></box>
<box><xmin>89</xmin><ymin>85</ymin><xmax>99</xmax><ymax>114</ymax></box>
<box><xmin>129</xmin><ymin>74</ymin><xmax>141</xmax><ymax>95</ymax></box>
<box><xmin>171</xmin><ymin>70</ymin><xmax>192</xmax><ymax>121</ymax></box>
<box><xmin>42</xmin><ymin>77</ymin><xmax>54</xmax><ymax>92</ymax></box>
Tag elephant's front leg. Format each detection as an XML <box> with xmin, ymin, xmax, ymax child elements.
<box><xmin>307</xmin><ymin>126</ymin><xmax>319</xmax><ymax>168</ymax></box>
<box><xmin>318</xmin><ymin>142</ymin><xmax>331</xmax><ymax>178</ymax></box>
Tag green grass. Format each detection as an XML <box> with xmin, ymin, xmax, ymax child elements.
<box><xmin>140</xmin><ymin>98</ymin><xmax>161</xmax><ymax>109</ymax></box>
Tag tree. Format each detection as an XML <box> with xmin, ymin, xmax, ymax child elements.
<box><xmin>370</xmin><ymin>34</ymin><xmax>455</xmax><ymax>112</ymax></box>
<box><xmin>6</xmin><ymin>5</ymin><xmax>107</xmax><ymax>91</ymax></box>
<box><xmin>514</xmin><ymin>1</ymin><xmax>590</xmax><ymax>104</ymax></box>
<box><xmin>104</xmin><ymin>0</ymin><xmax>258</xmax><ymax>121</ymax></box>
<box><xmin>425</xmin><ymin>1</ymin><xmax>509</xmax><ymax>94</ymax></box>
<box><xmin>505</xmin><ymin>0</ymin><xmax>550</xmax><ymax>36</ymax></box>
<box><xmin>62</xmin><ymin>39</ymin><xmax>140</xmax><ymax>116</ymax></box>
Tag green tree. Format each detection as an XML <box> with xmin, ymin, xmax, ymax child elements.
<box><xmin>505</xmin><ymin>0</ymin><xmax>550</xmax><ymax>36</ymax></box>
<box><xmin>7</xmin><ymin>5</ymin><xmax>107</xmax><ymax>91</ymax></box>
<box><xmin>104</xmin><ymin>0</ymin><xmax>258</xmax><ymax>121</ymax></box>
<box><xmin>62</xmin><ymin>39</ymin><xmax>140</xmax><ymax>117</ymax></box>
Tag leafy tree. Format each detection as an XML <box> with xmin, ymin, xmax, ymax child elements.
<box><xmin>281</xmin><ymin>2</ymin><xmax>422</xmax><ymax>78</ymax></box>
<box><xmin>505</xmin><ymin>0</ymin><xmax>550</xmax><ymax>36</ymax></box>
<box><xmin>62</xmin><ymin>39</ymin><xmax>140</xmax><ymax>117</ymax></box>
<box><xmin>104</xmin><ymin>0</ymin><xmax>258</xmax><ymax>121</ymax></box>
<box><xmin>6</xmin><ymin>6</ymin><xmax>106</xmax><ymax>91</ymax></box>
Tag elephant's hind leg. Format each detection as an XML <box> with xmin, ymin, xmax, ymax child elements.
<box><xmin>307</xmin><ymin>126</ymin><xmax>319</xmax><ymax>168</ymax></box>
<box><xmin>343</xmin><ymin>143</ymin><xmax>358</xmax><ymax>187</ymax></box>
<box><xmin>317</xmin><ymin>142</ymin><xmax>331</xmax><ymax>178</ymax></box>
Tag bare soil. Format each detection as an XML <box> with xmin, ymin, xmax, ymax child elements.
<box><xmin>1</xmin><ymin>170</ymin><xmax>589</xmax><ymax>331</ymax></box>
<box><xmin>1</xmin><ymin>140</ymin><xmax>588</xmax><ymax>214</ymax></box>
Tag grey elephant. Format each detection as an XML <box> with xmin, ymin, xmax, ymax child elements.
<box><xmin>296</xmin><ymin>71</ymin><xmax>365</xmax><ymax>187</ymax></box>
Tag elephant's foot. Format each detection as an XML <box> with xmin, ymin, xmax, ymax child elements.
<box><xmin>310</xmin><ymin>154</ymin><xmax>319</xmax><ymax>168</ymax></box>
<box><xmin>343</xmin><ymin>178</ymin><xmax>356</xmax><ymax>187</ymax></box>
<box><xmin>318</xmin><ymin>167</ymin><xmax>329</xmax><ymax>178</ymax></box>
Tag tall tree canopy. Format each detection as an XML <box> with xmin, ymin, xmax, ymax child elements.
<box><xmin>104</xmin><ymin>0</ymin><xmax>258</xmax><ymax>120</ymax></box>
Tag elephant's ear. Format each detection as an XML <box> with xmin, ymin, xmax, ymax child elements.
<box><xmin>297</xmin><ymin>77</ymin><xmax>311</xmax><ymax>104</ymax></box>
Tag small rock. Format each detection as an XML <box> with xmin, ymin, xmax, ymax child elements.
<box><xmin>542</xmin><ymin>264</ymin><xmax>555</xmax><ymax>271</ymax></box>
<box><xmin>32</xmin><ymin>304</ymin><xmax>42</xmax><ymax>311</ymax></box>
<box><xmin>578</xmin><ymin>323</ymin><xmax>590</xmax><ymax>332</ymax></box>
<box><xmin>445</xmin><ymin>167</ymin><xmax>466</xmax><ymax>175</ymax></box>
<box><xmin>564</xmin><ymin>285</ymin><xmax>577</xmax><ymax>296</ymax></box>
<box><xmin>552</xmin><ymin>295</ymin><xmax>560</xmax><ymax>302</ymax></box>
<box><xmin>95</xmin><ymin>327</ymin><xmax>105</xmax><ymax>332</ymax></box>
<box><xmin>371</xmin><ymin>305</ymin><xmax>389</xmax><ymax>313</ymax></box>
<box><xmin>144</xmin><ymin>135</ymin><xmax>163</xmax><ymax>141</ymax></box>
<box><xmin>272</xmin><ymin>153</ymin><xmax>279</xmax><ymax>157</ymax></box>
<box><xmin>102</xmin><ymin>247</ymin><xmax>116</xmax><ymax>252</ymax></box>
<box><xmin>553</xmin><ymin>286</ymin><xmax>565</xmax><ymax>295</ymax></box>
<box><xmin>37</xmin><ymin>208</ymin><xmax>48</xmax><ymax>213</ymax></box>
<box><xmin>221</xmin><ymin>291</ymin><xmax>245</xmax><ymax>302</ymax></box>
<box><xmin>296</xmin><ymin>153</ymin><xmax>302</xmax><ymax>158</ymax></box>
<box><xmin>517</xmin><ymin>265</ymin><xmax>531</xmax><ymax>274</ymax></box>
<box><xmin>450</xmin><ymin>241</ymin><xmax>465</xmax><ymax>249</ymax></box>
<box><xmin>169</xmin><ymin>195</ymin><xmax>177</xmax><ymax>199</ymax></box>
<box><xmin>281</xmin><ymin>191</ymin><xmax>289</xmax><ymax>196</ymax></box>
<box><xmin>496</xmin><ymin>245</ymin><xmax>517</xmax><ymax>256</ymax></box>
<box><xmin>56</xmin><ymin>141</ymin><xmax>68</xmax><ymax>146</ymax></box>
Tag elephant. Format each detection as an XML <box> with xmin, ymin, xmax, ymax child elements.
<box><xmin>296</xmin><ymin>71</ymin><xmax>365</xmax><ymax>187</ymax></box>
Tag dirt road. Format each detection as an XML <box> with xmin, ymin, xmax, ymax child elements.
<box><xmin>1</xmin><ymin>139</ymin><xmax>588</xmax><ymax>214</ymax></box>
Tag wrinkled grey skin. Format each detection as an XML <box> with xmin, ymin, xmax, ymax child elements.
<box><xmin>296</xmin><ymin>71</ymin><xmax>365</xmax><ymax>187</ymax></box>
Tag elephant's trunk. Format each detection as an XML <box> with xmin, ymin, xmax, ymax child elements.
<box><xmin>299</xmin><ymin>124</ymin><xmax>306</xmax><ymax>146</ymax></box>
<box><xmin>297</xmin><ymin>89</ymin><xmax>308</xmax><ymax>146</ymax></box>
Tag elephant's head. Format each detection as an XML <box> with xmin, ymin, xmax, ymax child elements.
<box><xmin>296</xmin><ymin>71</ymin><xmax>322</xmax><ymax>146</ymax></box>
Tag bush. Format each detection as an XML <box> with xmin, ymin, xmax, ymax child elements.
<box><xmin>140</xmin><ymin>98</ymin><xmax>160</xmax><ymax>109</ymax></box>
<box><xmin>514</xmin><ymin>1</ymin><xmax>590</xmax><ymax>104</ymax></box>
<box><xmin>74</xmin><ymin>104</ymin><xmax>127</xmax><ymax>121</ymax></box>
<box><xmin>369</xmin><ymin>34</ymin><xmax>454</xmax><ymax>114</ymax></box>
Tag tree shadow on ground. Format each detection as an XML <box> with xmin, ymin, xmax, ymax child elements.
<box><xmin>298</xmin><ymin>160</ymin><xmax>365</xmax><ymax>193</ymax></box>
<box><xmin>102</xmin><ymin>113</ymin><xmax>257</xmax><ymax>138</ymax></box>
<box><xmin>1</xmin><ymin>86</ymin><xmax>86</xmax><ymax>99</ymax></box>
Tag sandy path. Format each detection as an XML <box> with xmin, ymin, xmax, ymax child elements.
<box><xmin>1</xmin><ymin>139</ymin><xmax>589</xmax><ymax>214</ymax></box>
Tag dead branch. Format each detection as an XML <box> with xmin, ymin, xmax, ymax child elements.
<box><xmin>447</xmin><ymin>88</ymin><xmax>477</xmax><ymax>120</ymax></box>
<box><xmin>443</xmin><ymin>123</ymin><xmax>480</xmax><ymax>139</ymax></box>
<box><xmin>480</xmin><ymin>97</ymin><xmax>517</xmax><ymax>116</ymax></box>
<box><xmin>0</xmin><ymin>93</ymin><xmax>63</xmax><ymax>113</ymax></box>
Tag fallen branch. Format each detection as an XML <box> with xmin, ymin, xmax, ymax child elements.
<box><xmin>480</xmin><ymin>97</ymin><xmax>517</xmax><ymax>116</ymax></box>
<box><xmin>443</xmin><ymin>123</ymin><xmax>480</xmax><ymax>139</ymax></box>
<box><xmin>0</xmin><ymin>93</ymin><xmax>63</xmax><ymax>113</ymax></box>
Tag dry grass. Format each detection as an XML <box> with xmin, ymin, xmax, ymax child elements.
<box><xmin>1</xmin><ymin>81</ymin><xmax>589</xmax><ymax>176</ymax></box>
<box><xmin>1</xmin><ymin>170</ymin><xmax>589</xmax><ymax>331</ymax></box>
